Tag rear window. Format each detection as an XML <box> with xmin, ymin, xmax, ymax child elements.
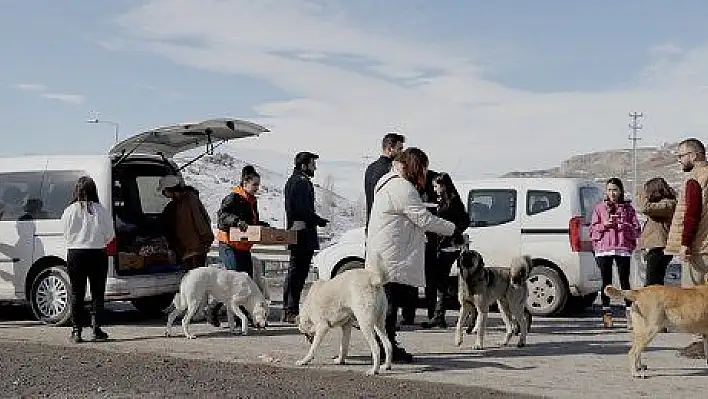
<box><xmin>580</xmin><ymin>186</ymin><xmax>603</xmax><ymax>224</ymax></box>
<box><xmin>136</xmin><ymin>176</ymin><xmax>171</xmax><ymax>214</ymax></box>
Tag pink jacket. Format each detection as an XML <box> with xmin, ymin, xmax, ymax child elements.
<box><xmin>589</xmin><ymin>201</ymin><xmax>641</xmax><ymax>253</ymax></box>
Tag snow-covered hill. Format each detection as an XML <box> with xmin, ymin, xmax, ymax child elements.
<box><xmin>176</xmin><ymin>152</ymin><xmax>362</xmax><ymax>243</ymax></box>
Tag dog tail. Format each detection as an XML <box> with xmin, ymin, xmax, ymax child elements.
<box><xmin>366</xmin><ymin>251</ymin><xmax>390</xmax><ymax>287</ymax></box>
<box><xmin>604</xmin><ymin>285</ymin><xmax>638</xmax><ymax>302</ymax></box>
<box><xmin>510</xmin><ymin>255</ymin><xmax>533</xmax><ymax>287</ymax></box>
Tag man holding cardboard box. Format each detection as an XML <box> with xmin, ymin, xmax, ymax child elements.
<box><xmin>282</xmin><ymin>151</ymin><xmax>329</xmax><ymax>323</ymax></box>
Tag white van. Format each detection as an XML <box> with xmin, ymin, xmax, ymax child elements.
<box><xmin>312</xmin><ymin>177</ymin><xmax>604</xmax><ymax>316</ymax></box>
<box><xmin>0</xmin><ymin>118</ymin><xmax>268</xmax><ymax>325</ymax></box>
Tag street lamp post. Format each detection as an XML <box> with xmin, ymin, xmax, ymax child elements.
<box><xmin>86</xmin><ymin>118</ymin><xmax>120</xmax><ymax>144</ymax></box>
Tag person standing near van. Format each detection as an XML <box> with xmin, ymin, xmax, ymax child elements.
<box><xmin>61</xmin><ymin>176</ymin><xmax>115</xmax><ymax>343</ymax></box>
<box><xmin>421</xmin><ymin>172</ymin><xmax>469</xmax><ymax>329</ymax></box>
<box><xmin>364</xmin><ymin>133</ymin><xmax>406</xmax><ymax>229</ymax></box>
<box><xmin>208</xmin><ymin>165</ymin><xmax>268</xmax><ymax>327</ymax></box>
<box><xmin>282</xmin><ymin>152</ymin><xmax>328</xmax><ymax>323</ymax></box>
<box><xmin>589</xmin><ymin>177</ymin><xmax>640</xmax><ymax>329</ymax></box>
<box><xmin>636</xmin><ymin>177</ymin><xmax>676</xmax><ymax>286</ymax></box>
<box><xmin>665</xmin><ymin>138</ymin><xmax>708</xmax><ymax>358</ymax></box>
<box><xmin>366</xmin><ymin>148</ymin><xmax>455</xmax><ymax>363</ymax></box>
<box><xmin>159</xmin><ymin>175</ymin><xmax>214</xmax><ymax>270</ymax></box>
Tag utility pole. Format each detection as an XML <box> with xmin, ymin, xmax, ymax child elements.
<box><xmin>628</xmin><ymin>112</ymin><xmax>643</xmax><ymax>201</ymax></box>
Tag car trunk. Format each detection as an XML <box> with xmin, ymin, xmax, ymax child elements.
<box><xmin>107</xmin><ymin>118</ymin><xmax>269</xmax><ymax>276</ymax></box>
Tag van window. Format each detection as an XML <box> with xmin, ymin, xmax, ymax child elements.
<box><xmin>135</xmin><ymin>176</ymin><xmax>171</xmax><ymax>214</ymax></box>
<box><xmin>41</xmin><ymin>171</ymin><xmax>87</xmax><ymax>219</ymax></box>
<box><xmin>580</xmin><ymin>186</ymin><xmax>603</xmax><ymax>224</ymax></box>
<box><xmin>0</xmin><ymin>172</ymin><xmax>43</xmax><ymax>221</ymax></box>
<box><xmin>468</xmin><ymin>189</ymin><xmax>516</xmax><ymax>227</ymax></box>
<box><xmin>527</xmin><ymin>190</ymin><xmax>561</xmax><ymax>216</ymax></box>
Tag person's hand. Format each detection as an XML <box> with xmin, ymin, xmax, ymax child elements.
<box><xmin>317</xmin><ymin>218</ymin><xmax>329</xmax><ymax>228</ymax></box>
<box><xmin>237</xmin><ymin>220</ymin><xmax>249</xmax><ymax>232</ymax></box>
<box><xmin>680</xmin><ymin>245</ymin><xmax>692</xmax><ymax>262</ymax></box>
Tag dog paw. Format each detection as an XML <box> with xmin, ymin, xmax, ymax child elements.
<box><xmin>295</xmin><ymin>359</ymin><xmax>308</xmax><ymax>367</ymax></box>
<box><xmin>632</xmin><ymin>372</ymin><xmax>647</xmax><ymax>379</ymax></box>
<box><xmin>638</xmin><ymin>365</ymin><xmax>648</xmax><ymax>371</ymax></box>
<box><xmin>454</xmin><ymin>335</ymin><xmax>463</xmax><ymax>347</ymax></box>
<box><xmin>365</xmin><ymin>368</ymin><xmax>379</xmax><ymax>376</ymax></box>
<box><xmin>516</xmin><ymin>341</ymin><xmax>526</xmax><ymax>348</ymax></box>
<box><xmin>473</xmin><ymin>343</ymin><xmax>483</xmax><ymax>350</ymax></box>
<box><xmin>164</xmin><ymin>331</ymin><xmax>171</xmax><ymax>337</ymax></box>
<box><xmin>384</xmin><ymin>364</ymin><xmax>392</xmax><ymax>371</ymax></box>
<box><xmin>333</xmin><ymin>357</ymin><xmax>345</xmax><ymax>365</ymax></box>
<box><xmin>186</xmin><ymin>334</ymin><xmax>197</xmax><ymax>340</ymax></box>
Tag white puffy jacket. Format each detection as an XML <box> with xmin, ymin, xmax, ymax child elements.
<box><xmin>365</xmin><ymin>172</ymin><xmax>456</xmax><ymax>287</ymax></box>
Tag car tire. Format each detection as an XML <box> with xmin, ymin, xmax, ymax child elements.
<box><xmin>131</xmin><ymin>294</ymin><xmax>175</xmax><ymax>317</ymax></box>
<box><xmin>334</xmin><ymin>259</ymin><xmax>364</xmax><ymax>277</ymax></box>
<box><xmin>29</xmin><ymin>266</ymin><xmax>73</xmax><ymax>326</ymax></box>
<box><xmin>526</xmin><ymin>265</ymin><xmax>568</xmax><ymax>316</ymax></box>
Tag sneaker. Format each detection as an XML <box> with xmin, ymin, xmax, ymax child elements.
<box><xmin>92</xmin><ymin>328</ymin><xmax>109</xmax><ymax>342</ymax></box>
<box><xmin>602</xmin><ymin>307</ymin><xmax>613</xmax><ymax>328</ymax></box>
<box><xmin>70</xmin><ymin>329</ymin><xmax>83</xmax><ymax>344</ymax></box>
<box><xmin>678</xmin><ymin>341</ymin><xmax>706</xmax><ymax>359</ymax></box>
<box><xmin>421</xmin><ymin>318</ymin><xmax>447</xmax><ymax>329</ymax></box>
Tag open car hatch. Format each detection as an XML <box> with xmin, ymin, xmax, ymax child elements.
<box><xmin>109</xmin><ymin>118</ymin><xmax>269</xmax><ymax>158</ymax></box>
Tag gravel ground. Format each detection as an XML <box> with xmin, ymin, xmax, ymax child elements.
<box><xmin>0</xmin><ymin>341</ymin><xmax>539</xmax><ymax>399</ymax></box>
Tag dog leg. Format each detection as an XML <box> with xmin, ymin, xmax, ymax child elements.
<box><xmin>165</xmin><ymin>295</ymin><xmax>183</xmax><ymax>337</ymax></box>
<box><xmin>465</xmin><ymin>307</ymin><xmax>479</xmax><ymax>335</ymax></box>
<box><xmin>359</xmin><ymin>320</ymin><xmax>382</xmax><ymax>376</ymax></box>
<box><xmin>497</xmin><ymin>300</ymin><xmax>514</xmax><ymax>347</ymax></box>
<box><xmin>515</xmin><ymin>306</ymin><xmax>529</xmax><ymax>348</ymax></box>
<box><xmin>295</xmin><ymin>324</ymin><xmax>329</xmax><ymax>367</ymax></box>
<box><xmin>628</xmin><ymin>320</ymin><xmax>659</xmax><ymax>379</ymax></box>
<box><xmin>374</xmin><ymin>319</ymin><xmax>392</xmax><ymax>371</ymax></box>
<box><xmin>473</xmin><ymin>308</ymin><xmax>487</xmax><ymax>350</ymax></box>
<box><xmin>225</xmin><ymin>304</ymin><xmax>236</xmax><ymax>334</ymax></box>
<box><xmin>334</xmin><ymin>323</ymin><xmax>353</xmax><ymax>365</ymax></box>
<box><xmin>232</xmin><ymin>304</ymin><xmax>248</xmax><ymax>336</ymax></box>
<box><xmin>455</xmin><ymin>304</ymin><xmax>472</xmax><ymax>346</ymax></box>
<box><xmin>181</xmin><ymin>304</ymin><xmax>199</xmax><ymax>339</ymax></box>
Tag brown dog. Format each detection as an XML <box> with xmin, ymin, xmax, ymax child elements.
<box><xmin>604</xmin><ymin>283</ymin><xmax>708</xmax><ymax>378</ymax></box>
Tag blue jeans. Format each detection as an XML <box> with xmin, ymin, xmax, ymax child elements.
<box><xmin>218</xmin><ymin>243</ymin><xmax>254</xmax><ymax>277</ymax></box>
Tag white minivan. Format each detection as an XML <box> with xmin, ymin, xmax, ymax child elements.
<box><xmin>0</xmin><ymin>118</ymin><xmax>268</xmax><ymax>325</ymax></box>
<box><xmin>312</xmin><ymin>177</ymin><xmax>604</xmax><ymax>316</ymax></box>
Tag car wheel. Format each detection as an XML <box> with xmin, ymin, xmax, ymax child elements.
<box><xmin>131</xmin><ymin>294</ymin><xmax>175</xmax><ymax>317</ymax></box>
<box><xmin>29</xmin><ymin>266</ymin><xmax>73</xmax><ymax>326</ymax></box>
<box><xmin>334</xmin><ymin>259</ymin><xmax>364</xmax><ymax>277</ymax></box>
<box><xmin>526</xmin><ymin>266</ymin><xmax>568</xmax><ymax>316</ymax></box>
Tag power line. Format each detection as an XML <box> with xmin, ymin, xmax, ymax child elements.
<box><xmin>628</xmin><ymin>112</ymin><xmax>643</xmax><ymax>200</ymax></box>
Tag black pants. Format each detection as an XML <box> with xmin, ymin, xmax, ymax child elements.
<box><xmin>385</xmin><ymin>282</ymin><xmax>416</xmax><ymax>345</ymax></box>
<box><xmin>422</xmin><ymin>243</ymin><xmax>439</xmax><ymax>319</ymax></box>
<box><xmin>219</xmin><ymin>244</ymin><xmax>253</xmax><ymax>277</ymax></box>
<box><xmin>596</xmin><ymin>255</ymin><xmax>631</xmax><ymax>307</ymax></box>
<box><xmin>283</xmin><ymin>247</ymin><xmax>315</xmax><ymax>314</ymax></box>
<box><xmin>644</xmin><ymin>247</ymin><xmax>673</xmax><ymax>286</ymax></box>
<box><xmin>183</xmin><ymin>252</ymin><xmax>207</xmax><ymax>271</ymax></box>
<box><xmin>431</xmin><ymin>249</ymin><xmax>460</xmax><ymax>320</ymax></box>
<box><xmin>67</xmin><ymin>249</ymin><xmax>108</xmax><ymax>329</ymax></box>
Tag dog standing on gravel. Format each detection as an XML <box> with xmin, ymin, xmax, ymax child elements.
<box><xmin>165</xmin><ymin>266</ymin><xmax>269</xmax><ymax>339</ymax></box>
<box><xmin>295</xmin><ymin>260</ymin><xmax>392</xmax><ymax>376</ymax></box>
<box><xmin>605</xmin><ymin>283</ymin><xmax>708</xmax><ymax>378</ymax></box>
<box><xmin>455</xmin><ymin>249</ymin><xmax>532</xmax><ymax>350</ymax></box>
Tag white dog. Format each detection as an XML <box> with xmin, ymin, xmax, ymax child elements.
<box><xmin>295</xmin><ymin>262</ymin><xmax>392</xmax><ymax>375</ymax></box>
<box><xmin>165</xmin><ymin>266</ymin><xmax>269</xmax><ymax>339</ymax></box>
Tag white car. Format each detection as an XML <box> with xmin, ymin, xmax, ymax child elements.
<box><xmin>0</xmin><ymin>118</ymin><xmax>268</xmax><ymax>325</ymax></box>
<box><xmin>312</xmin><ymin>177</ymin><xmax>605</xmax><ymax>316</ymax></box>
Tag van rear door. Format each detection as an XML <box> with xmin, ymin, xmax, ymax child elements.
<box><xmin>109</xmin><ymin>118</ymin><xmax>269</xmax><ymax>158</ymax></box>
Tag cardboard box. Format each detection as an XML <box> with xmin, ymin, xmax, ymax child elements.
<box><xmin>144</xmin><ymin>253</ymin><xmax>171</xmax><ymax>266</ymax></box>
<box><xmin>230</xmin><ymin>226</ymin><xmax>297</xmax><ymax>245</ymax></box>
<box><xmin>118</xmin><ymin>252</ymin><xmax>144</xmax><ymax>270</ymax></box>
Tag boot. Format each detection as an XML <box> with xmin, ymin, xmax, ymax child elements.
<box><xmin>421</xmin><ymin>318</ymin><xmax>447</xmax><ymax>329</ymax></box>
<box><xmin>602</xmin><ymin>307</ymin><xmax>613</xmax><ymax>328</ymax></box>
<box><xmin>70</xmin><ymin>327</ymin><xmax>83</xmax><ymax>343</ymax></box>
<box><xmin>207</xmin><ymin>302</ymin><xmax>223</xmax><ymax>327</ymax></box>
<box><xmin>91</xmin><ymin>314</ymin><xmax>108</xmax><ymax>341</ymax></box>
<box><xmin>625</xmin><ymin>307</ymin><xmax>633</xmax><ymax>330</ymax></box>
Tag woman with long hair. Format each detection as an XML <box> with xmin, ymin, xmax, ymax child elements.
<box><xmin>421</xmin><ymin>172</ymin><xmax>470</xmax><ymax>329</ymax></box>
<box><xmin>589</xmin><ymin>177</ymin><xmax>641</xmax><ymax>328</ymax></box>
<box><xmin>636</xmin><ymin>177</ymin><xmax>677</xmax><ymax>286</ymax></box>
<box><xmin>366</xmin><ymin>147</ymin><xmax>455</xmax><ymax>363</ymax></box>
<box><xmin>61</xmin><ymin>176</ymin><xmax>115</xmax><ymax>343</ymax></box>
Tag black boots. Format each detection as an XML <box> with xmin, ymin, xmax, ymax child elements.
<box><xmin>70</xmin><ymin>328</ymin><xmax>83</xmax><ymax>343</ymax></box>
<box><xmin>207</xmin><ymin>302</ymin><xmax>224</xmax><ymax>327</ymax></box>
<box><xmin>91</xmin><ymin>313</ymin><xmax>109</xmax><ymax>341</ymax></box>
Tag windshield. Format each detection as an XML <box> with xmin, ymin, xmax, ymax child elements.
<box><xmin>579</xmin><ymin>186</ymin><xmax>603</xmax><ymax>224</ymax></box>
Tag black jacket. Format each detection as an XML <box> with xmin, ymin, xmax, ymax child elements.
<box><xmin>364</xmin><ymin>155</ymin><xmax>393</xmax><ymax>225</ymax></box>
<box><xmin>437</xmin><ymin>195</ymin><xmax>470</xmax><ymax>249</ymax></box>
<box><xmin>421</xmin><ymin>170</ymin><xmax>440</xmax><ymax>249</ymax></box>
<box><xmin>284</xmin><ymin>169</ymin><xmax>326</xmax><ymax>251</ymax></box>
<box><xmin>217</xmin><ymin>189</ymin><xmax>262</xmax><ymax>232</ymax></box>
